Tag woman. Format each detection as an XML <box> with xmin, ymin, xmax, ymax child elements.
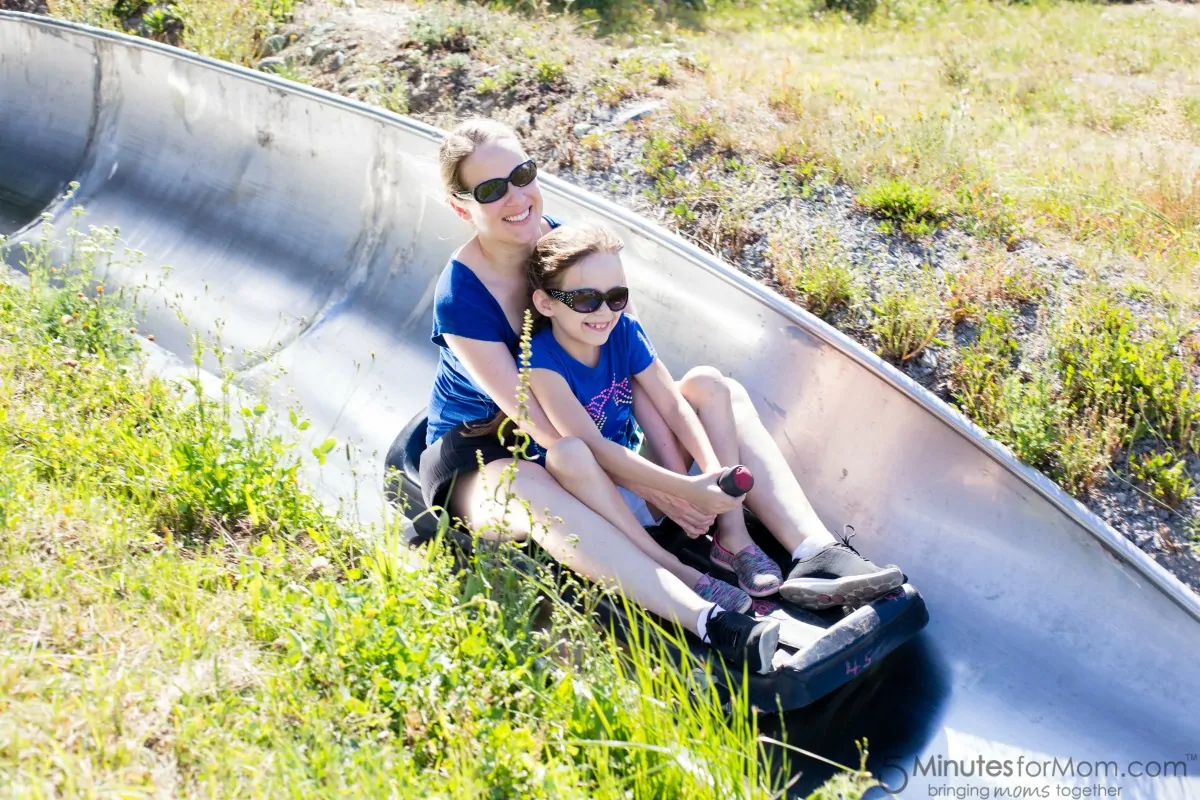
<box><xmin>405</xmin><ymin>118</ymin><xmax>781</xmax><ymax>675</ymax></box>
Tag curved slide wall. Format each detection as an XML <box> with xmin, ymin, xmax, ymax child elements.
<box><xmin>1</xmin><ymin>13</ymin><xmax>1198</xmax><ymax>797</ymax></box>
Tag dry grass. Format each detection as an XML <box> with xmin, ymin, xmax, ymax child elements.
<box><xmin>685</xmin><ymin>0</ymin><xmax>1200</xmax><ymax>286</ymax></box>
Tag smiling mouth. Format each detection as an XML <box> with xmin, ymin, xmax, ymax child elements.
<box><xmin>503</xmin><ymin>207</ymin><xmax>532</xmax><ymax>223</ymax></box>
<box><xmin>584</xmin><ymin>320</ymin><xmax>612</xmax><ymax>332</ymax></box>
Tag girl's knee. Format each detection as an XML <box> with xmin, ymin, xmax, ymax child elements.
<box><xmin>544</xmin><ymin>436</ymin><xmax>598</xmax><ymax>479</ymax></box>
<box><xmin>680</xmin><ymin>365</ymin><xmax>731</xmax><ymax>405</ymax></box>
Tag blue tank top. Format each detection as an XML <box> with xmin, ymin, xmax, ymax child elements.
<box><xmin>425</xmin><ymin>216</ymin><xmax>560</xmax><ymax>445</ymax></box>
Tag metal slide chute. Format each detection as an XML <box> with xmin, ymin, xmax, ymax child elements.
<box><xmin>2</xmin><ymin>13</ymin><xmax>1197</xmax><ymax>797</ymax></box>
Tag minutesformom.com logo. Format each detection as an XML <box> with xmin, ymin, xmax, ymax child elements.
<box><xmin>876</xmin><ymin>753</ymin><xmax>1191</xmax><ymax>796</ymax></box>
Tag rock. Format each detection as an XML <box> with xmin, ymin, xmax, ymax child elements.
<box><xmin>310</xmin><ymin>21</ymin><xmax>336</xmax><ymax>36</ymax></box>
<box><xmin>610</xmin><ymin>100</ymin><xmax>664</xmax><ymax>128</ymax></box>
<box><xmin>262</xmin><ymin>33</ymin><xmax>287</xmax><ymax>55</ymax></box>
<box><xmin>333</xmin><ymin>51</ymin><xmax>346</xmax><ymax>70</ymax></box>
<box><xmin>258</xmin><ymin>56</ymin><xmax>287</xmax><ymax>73</ymax></box>
<box><xmin>573</xmin><ymin>122</ymin><xmax>595</xmax><ymax>138</ymax></box>
<box><xmin>346</xmin><ymin>78</ymin><xmax>383</xmax><ymax>93</ymax></box>
<box><xmin>0</xmin><ymin>0</ymin><xmax>49</xmax><ymax>12</ymax></box>
<box><xmin>309</xmin><ymin>42</ymin><xmax>338</xmax><ymax>64</ymax></box>
<box><xmin>918</xmin><ymin>349</ymin><xmax>937</xmax><ymax>370</ymax></box>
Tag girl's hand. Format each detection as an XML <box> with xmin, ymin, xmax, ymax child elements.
<box><xmin>684</xmin><ymin>471</ymin><xmax>744</xmax><ymax>517</ymax></box>
<box><xmin>642</xmin><ymin>487</ymin><xmax>716</xmax><ymax>538</ymax></box>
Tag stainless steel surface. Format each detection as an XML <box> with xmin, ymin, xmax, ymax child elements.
<box><xmin>2</xmin><ymin>13</ymin><xmax>1198</xmax><ymax>797</ymax></box>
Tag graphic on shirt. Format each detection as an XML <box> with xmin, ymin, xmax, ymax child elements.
<box><xmin>585</xmin><ymin>376</ymin><xmax>634</xmax><ymax>431</ymax></box>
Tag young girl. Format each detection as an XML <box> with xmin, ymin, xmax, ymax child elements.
<box><xmin>527</xmin><ymin>225</ymin><xmax>906</xmax><ymax>611</ymax></box>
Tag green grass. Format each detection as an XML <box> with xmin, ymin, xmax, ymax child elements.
<box><xmin>768</xmin><ymin>226</ymin><xmax>859</xmax><ymax>320</ymax></box>
<box><xmin>857</xmin><ymin>178</ymin><xmax>944</xmax><ymax>237</ymax></box>
<box><xmin>0</xmin><ymin>210</ymin><xmax>878</xmax><ymax>796</ymax></box>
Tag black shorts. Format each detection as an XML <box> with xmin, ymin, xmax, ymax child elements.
<box><xmin>419</xmin><ymin>419</ymin><xmax>531</xmax><ymax>511</ymax></box>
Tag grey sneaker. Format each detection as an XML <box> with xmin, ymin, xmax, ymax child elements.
<box><xmin>779</xmin><ymin>526</ymin><xmax>904</xmax><ymax>611</ymax></box>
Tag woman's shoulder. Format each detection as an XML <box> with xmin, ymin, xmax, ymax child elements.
<box><xmin>434</xmin><ymin>254</ymin><xmax>486</xmax><ymax>307</ymax></box>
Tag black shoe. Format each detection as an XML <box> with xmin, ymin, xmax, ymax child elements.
<box><xmin>702</xmin><ymin>608</ymin><xmax>780</xmax><ymax>675</ymax></box>
<box><xmin>779</xmin><ymin>526</ymin><xmax>904</xmax><ymax>611</ymax></box>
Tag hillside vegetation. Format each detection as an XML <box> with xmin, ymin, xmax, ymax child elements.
<box><xmin>0</xmin><ymin>212</ymin><xmax>872</xmax><ymax>795</ymax></box>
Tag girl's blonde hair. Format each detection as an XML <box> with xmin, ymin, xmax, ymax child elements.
<box><xmin>438</xmin><ymin>118</ymin><xmax>521</xmax><ymax>200</ymax></box>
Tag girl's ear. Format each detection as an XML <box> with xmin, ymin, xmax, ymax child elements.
<box><xmin>531</xmin><ymin>288</ymin><xmax>556</xmax><ymax>319</ymax></box>
<box><xmin>448</xmin><ymin>195</ymin><xmax>472</xmax><ymax>222</ymax></box>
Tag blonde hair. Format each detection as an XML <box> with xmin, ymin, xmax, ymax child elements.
<box><xmin>438</xmin><ymin>118</ymin><xmax>521</xmax><ymax>200</ymax></box>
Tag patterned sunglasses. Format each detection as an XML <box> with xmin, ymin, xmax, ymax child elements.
<box><xmin>546</xmin><ymin>286</ymin><xmax>630</xmax><ymax>314</ymax></box>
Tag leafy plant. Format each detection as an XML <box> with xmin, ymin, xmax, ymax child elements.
<box><xmin>1053</xmin><ymin>406</ymin><xmax>1123</xmax><ymax>495</ymax></box>
<box><xmin>1131</xmin><ymin>450</ymin><xmax>1195</xmax><ymax>509</ymax></box>
<box><xmin>1052</xmin><ymin>295</ymin><xmax>1200</xmax><ymax>451</ymax></box>
<box><xmin>535</xmin><ymin>57</ymin><xmax>566</xmax><ymax>85</ymax></box>
<box><xmin>870</xmin><ymin>275</ymin><xmax>944</xmax><ymax>363</ymax></box>
<box><xmin>769</xmin><ymin>228</ymin><xmax>859</xmax><ymax>319</ymax></box>
<box><xmin>858</xmin><ymin>177</ymin><xmax>945</xmax><ymax>232</ymax></box>
<box><xmin>381</xmin><ymin>81</ymin><xmax>409</xmax><ymax>114</ymax></box>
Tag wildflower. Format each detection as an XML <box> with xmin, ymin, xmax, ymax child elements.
<box><xmin>901</xmin><ymin>81</ymin><xmax>908</xmax><ymax>89</ymax></box>
<box><xmin>875</xmin><ymin>128</ymin><xmax>883</xmax><ymax>135</ymax></box>
<box><xmin>940</xmin><ymin>110</ymin><xmax>948</xmax><ymax>118</ymax></box>
<box><xmin>889</xmin><ymin>126</ymin><xmax>895</xmax><ymax>133</ymax></box>
<box><xmin>874</xmin><ymin>78</ymin><xmax>879</xmax><ymax>87</ymax></box>
<box><xmin>96</xmin><ymin>285</ymin><xmax>103</xmax><ymax>294</ymax></box>
<box><xmin>365</xmin><ymin>608</ymin><xmax>377</xmax><ymax>619</ymax></box>
<box><xmin>837</xmin><ymin>91</ymin><xmax>844</xmax><ymax>100</ymax></box>
<box><xmin>129</xmin><ymin>328</ymin><xmax>136</xmax><ymax>334</ymax></box>
<box><xmin>62</xmin><ymin>505</ymin><xmax>71</xmax><ymax>515</ymax></box>
<box><xmin>61</xmin><ymin>315</ymin><xmax>73</xmax><ymax>325</ymax></box>
<box><xmin>917</xmin><ymin>111</ymin><xmax>924</xmax><ymax>120</ymax></box>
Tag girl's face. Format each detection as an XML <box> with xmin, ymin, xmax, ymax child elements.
<box><xmin>450</xmin><ymin>138</ymin><xmax>544</xmax><ymax>249</ymax></box>
<box><xmin>534</xmin><ymin>251</ymin><xmax>628</xmax><ymax>350</ymax></box>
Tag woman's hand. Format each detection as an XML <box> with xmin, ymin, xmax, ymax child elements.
<box><xmin>683</xmin><ymin>471</ymin><xmax>744</xmax><ymax>517</ymax></box>
<box><xmin>640</xmin><ymin>486</ymin><xmax>716</xmax><ymax>538</ymax></box>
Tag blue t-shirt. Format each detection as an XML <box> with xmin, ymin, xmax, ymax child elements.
<box><xmin>426</xmin><ymin>216</ymin><xmax>560</xmax><ymax>445</ymax></box>
<box><xmin>528</xmin><ymin>314</ymin><xmax>657</xmax><ymax>451</ymax></box>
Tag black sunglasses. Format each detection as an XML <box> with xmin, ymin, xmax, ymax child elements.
<box><xmin>454</xmin><ymin>159</ymin><xmax>538</xmax><ymax>205</ymax></box>
<box><xmin>547</xmin><ymin>286</ymin><xmax>630</xmax><ymax>314</ymax></box>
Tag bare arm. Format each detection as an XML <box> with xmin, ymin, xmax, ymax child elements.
<box><xmin>443</xmin><ymin>334</ymin><xmax>562</xmax><ymax>449</ymax></box>
<box><xmin>529</xmin><ymin>368</ymin><xmax>739</xmax><ymax>516</ymax></box>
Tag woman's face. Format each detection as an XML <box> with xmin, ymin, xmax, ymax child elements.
<box><xmin>452</xmin><ymin>138</ymin><xmax>544</xmax><ymax>249</ymax></box>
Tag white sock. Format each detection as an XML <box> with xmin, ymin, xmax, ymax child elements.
<box><xmin>696</xmin><ymin>603</ymin><xmax>724</xmax><ymax>641</ymax></box>
<box><xmin>791</xmin><ymin>533</ymin><xmax>836</xmax><ymax>562</ymax></box>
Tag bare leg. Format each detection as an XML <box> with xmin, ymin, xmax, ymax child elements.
<box><xmin>448</xmin><ymin>442</ymin><xmax>711</xmax><ymax>630</ymax></box>
<box><xmin>679</xmin><ymin>366</ymin><xmax>835</xmax><ymax>553</ymax></box>
<box><xmin>543</xmin><ymin>437</ymin><xmax>705</xmax><ymax>589</ymax></box>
